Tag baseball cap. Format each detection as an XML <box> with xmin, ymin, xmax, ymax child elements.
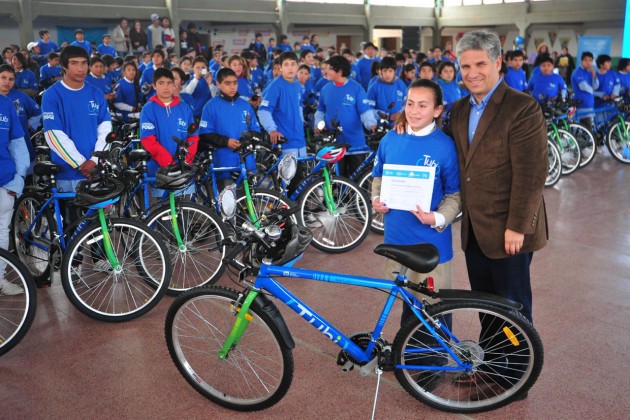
<box><xmin>75</xmin><ymin>28</ymin><xmax>84</xmax><ymax>34</ymax></box>
<box><xmin>150</xmin><ymin>13</ymin><xmax>160</xmax><ymax>21</ymax></box>
<box><xmin>102</xmin><ymin>34</ymin><xmax>111</xmax><ymax>39</ymax></box>
<box><xmin>27</xmin><ymin>42</ymin><xmax>38</xmax><ymax>51</ymax></box>
<box><xmin>363</xmin><ymin>42</ymin><xmax>377</xmax><ymax>50</ymax></box>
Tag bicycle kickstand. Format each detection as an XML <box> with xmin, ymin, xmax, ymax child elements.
<box><xmin>370</xmin><ymin>366</ymin><xmax>383</xmax><ymax>420</ymax></box>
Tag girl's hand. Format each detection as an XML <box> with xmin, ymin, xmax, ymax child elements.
<box><xmin>394</xmin><ymin>111</ymin><xmax>408</xmax><ymax>134</ymax></box>
<box><xmin>372</xmin><ymin>197</ymin><xmax>389</xmax><ymax>214</ymax></box>
<box><xmin>410</xmin><ymin>205</ymin><xmax>435</xmax><ymax>225</ymax></box>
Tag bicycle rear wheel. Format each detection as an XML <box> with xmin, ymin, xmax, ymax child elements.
<box><xmin>546</xmin><ymin>140</ymin><xmax>562</xmax><ymax>188</ymax></box>
<box><xmin>60</xmin><ymin>218</ymin><xmax>171</xmax><ymax>322</ymax></box>
<box><xmin>11</xmin><ymin>193</ymin><xmax>56</xmax><ymax>286</ymax></box>
<box><xmin>393</xmin><ymin>301</ymin><xmax>543</xmax><ymax>413</ymax></box>
<box><xmin>0</xmin><ymin>248</ymin><xmax>37</xmax><ymax>357</ymax></box>
<box><xmin>143</xmin><ymin>201</ymin><xmax>227</xmax><ymax>295</ymax></box>
<box><xmin>165</xmin><ymin>286</ymin><xmax>294</xmax><ymax>411</ymax></box>
<box><xmin>356</xmin><ymin>169</ymin><xmax>384</xmax><ymax>235</ymax></box>
<box><xmin>298</xmin><ymin>176</ymin><xmax>371</xmax><ymax>253</ymax></box>
<box><xmin>606</xmin><ymin>120</ymin><xmax>630</xmax><ymax>164</ymax></box>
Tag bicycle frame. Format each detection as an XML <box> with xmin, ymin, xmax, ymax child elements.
<box><xmin>220</xmin><ymin>263</ymin><xmax>468</xmax><ymax>372</ymax></box>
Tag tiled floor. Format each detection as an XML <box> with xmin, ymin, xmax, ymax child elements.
<box><xmin>1</xmin><ymin>150</ymin><xmax>629</xmax><ymax>419</ymax></box>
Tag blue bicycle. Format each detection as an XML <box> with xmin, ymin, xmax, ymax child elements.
<box><xmin>165</xmin><ymin>205</ymin><xmax>543</xmax><ymax>414</ymax></box>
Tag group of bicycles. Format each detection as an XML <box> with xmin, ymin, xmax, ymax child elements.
<box><xmin>542</xmin><ymin>94</ymin><xmax>630</xmax><ymax>188</ymax></box>
<box><xmin>1</xmin><ymin>110</ymin><xmax>544</xmax><ymax>415</ymax></box>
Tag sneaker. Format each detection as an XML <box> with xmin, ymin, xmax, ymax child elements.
<box><xmin>92</xmin><ymin>260</ymin><xmax>113</xmax><ymax>273</ymax></box>
<box><xmin>304</xmin><ymin>213</ymin><xmax>322</xmax><ymax>228</ymax></box>
<box><xmin>0</xmin><ymin>279</ymin><xmax>25</xmax><ymax>296</ymax></box>
<box><xmin>71</xmin><ymin>265</ymin><xmax>82</xmax><ymax>283</ymax></box>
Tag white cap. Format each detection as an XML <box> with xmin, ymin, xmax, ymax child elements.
<box><xmin>150</xmin><ymin>13</ymin><xmax>160</xmax><ymax>21</ymax></box>
<box><xmin>27</xmin><ymin>42</ymin><xmax>38</xmax><ymax>51</ymax></box>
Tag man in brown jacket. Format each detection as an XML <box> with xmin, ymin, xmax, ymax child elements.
<box><xmin>451</xmin><ymin>30</ymin><xmax>548</xmax><ymax>325</ymax></box>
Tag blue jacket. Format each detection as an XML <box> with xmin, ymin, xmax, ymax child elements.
<box><xmin>571</xmin><ymin>66</ymin><xmax>599</xmax><ymax>110</ymax></box>
<box><xmin>258</xmin><ymin>76</ymin><xmax>306</xmax><ymax>150</ymax></box>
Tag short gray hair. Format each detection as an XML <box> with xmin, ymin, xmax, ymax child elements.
<box><xmin>455</xmin><ymin>30</ymin><xmax>501</xmax><ymax>62</ymax></box>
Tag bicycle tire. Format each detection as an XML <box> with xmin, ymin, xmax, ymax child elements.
<box><xmin>568</xmin><ymin>123</ymin><xmax>597</xmax><ymax>167</ymax></box>
<box><xmin>165</xmin><ymin>286</ymin><xmax>294</xmax><ymax>411</ymax></box>
<box><xmin>298</xmin><ymin>176</ymin><xmax>371</xmax><ymax>253</ymax></box>
<box><xmin>549</xmin><ymin>128</ymin><xmax>581</xmax><ymax>175</ymax></box>
<box><xmin>393</xmin><ymin>301</ymin><xmax>543</xmax><ymax>413</ymax></box>
<box><xmin>0</xmin><ymin>248</ymin><xmax>37</xmax><ymax>357</ymax></box>
<box><xmin>11</xmin><ymin>192</ymin><xmax>56</xmax><ymax>285</ymax></box>
<box><xmin>60</xmin><ymin>218</ymin><xmax>171</xmax><ymax>322</ymax></box>
<box><xmin>356</xmin><ymin>168</ymin><xmax>384</xmax><ymax>235</ymax></box>
<box><xmin>545</xmin><ymin>140</ymin><xmax>562</xmax><ymax>188</ymax></box>
<box><xmin>606</xmin><ymin>120</ymin><xmax>630</xmax><ymax>164</ymax></box>
<box><xmin>143</xmin><ymin>201</ymin><xmax>227</xmax><ymax>295</ymax></box>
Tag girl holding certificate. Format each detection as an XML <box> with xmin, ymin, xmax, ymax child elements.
<box><xmin>372</xmin><ymin>78</ymin><xmax>461</xmax><ymax>319</ymax></box>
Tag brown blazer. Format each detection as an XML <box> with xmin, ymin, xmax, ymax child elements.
<box><xmin>450</xmin><ymin>81</ymin><xmax>548</xmax><ymax>259</ymax></box>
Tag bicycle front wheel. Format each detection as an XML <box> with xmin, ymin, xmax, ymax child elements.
<box><xmin>393</xmin><ymin>301</ymin><xmax>543</xmax><ymax>413</ymax></box>
<box><xmin>546</xmin><ymin>140</ymin><xmax>562</xmax><ymax>188</ymax></box>
<box><xmin>165</xmin><ymin>286</ymin><xmax>294</xmax><ymax>411</ymax></box>
<box><xmin>606</xmin><ymin>120</ymin><xmax>630</xmax><ymax>164</ymax></box>
<box><xmin>11</xmin><ymin>192</ymin><xmax>56</xmax><ymax>285</ymax></box>
<box><xmin>356</xmin><ymin>169</ymin><xmax>384</xmax><ymax>235</ymax></box>
<box><xmin>0</xmin><ymin>248</ymin><xmax>37</xmax><ymax>357</ymax></box>
<box><xmin>299</xmin><ymin>176</ymin><xmax>371</xmax><ymax>253</ymax></box>
<box><xmin>550</xmin><ymin>128</ymin><xmax>581</xmax><ymax>175</ymax></box>
<box><xmin>568</xmin><ymin>123</ymin><xmax>597</xmax><ymax>167</ymax></box>
<box><xmin>144</xmin><ymin>202</ymin><xmax>227</xmax><ymax>295</ymax></box>
<box><xmin>60</xmin><ymin>218</ymin><xmax>171</xmax><ymax>322</ymax></box>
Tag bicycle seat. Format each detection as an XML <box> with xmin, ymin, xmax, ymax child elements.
<box><xmin>128</xmin><ymin>149</ymin><xmax>151</xmax><ymax>163</ymax></box>
<box><xmin>33</xmin><ymin>161</ymin><xmax>63</xmax><ymax>177</ymax></box>
<box><xmin>374</xmin><ymin>243</ymin><xmax>439</xmax><ymax>274</ymax></box>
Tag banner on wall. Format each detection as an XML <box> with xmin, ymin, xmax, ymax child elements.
<box><xmin>577</xmin><ymin>36</ymin><xmax>612</xmax><ymax>61</ymax></box>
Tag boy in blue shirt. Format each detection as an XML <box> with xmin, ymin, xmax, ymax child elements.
<box><xmin>86</xmin><ymin>57</ymin><xmax>115</xmax><ymax>101</ymax></box>
<box><xmin>113</xmin><ymin>62</ymin><xmax>141</xmax><ymax>121</ymax></box>
<box><xmin>504</xmin><ymin>50</ymin><xmax>527</xmax><ymax>92</ymax></box>
<box><xmin>0</xmin><ymin>93</ymin><xmax>29</xmax><ymax>294</ymax></box>
<box><xmin>37</xmin><ymin>29</ymin><xmax>63</xmax><ymax>55</ymax></box>
<box><xmin>356</xmin><ymin>42</ymin><xmax>379</xmax><ymax>91</ymax></box>
<box><xmin>140</xmin><ymin>68</ymin><xmax>198</xmax><ymax>179</ymax></box>
<box><xmin>140</xmin><ymin>49</ymin><xmax>165</xmax><ymax>100</ymax></box>
<box><xmin>97</xmin><ymin>34</ymin><xmax>117</xmax><ymax>57</ymax></box>
<box><xmin>180</xmin><ymin>56</ymin><xmax>212</xmax><ymax>119</ymax></box>
<box><xmin>70</xmin><ymin>29</ymin><xmax>92</xmax><ymax>55</ymax></box>
<box><xmin>571</xmin><ymin>52</ymin><xmax>599</xmax><ymax>134</ymax></box>
<box><xmin>316</xmin><ymin>55</ymin><xmax>377</xmax><ymax>177</ymax></box>
<box><xmin>199</xmin><ymin>68</ymin><xmax>259</xmax><ymax>189</ymax></box>
<box><xmin>39</xmin><ymin>52</ymin><xmax>62</xmax><ymax>89</ymax></box>
<box><xmin>366</xmin><ymin>57</ymin><xmax>406</xmax><ymax>126</ymax></box>
<box><xmin>436</xmin><ymin>61</ymin><xmax>463</xmax><ymax>105</ymax></box>
<box><xmin>616</xmin><ymin>58</ymin><xmax>630</xmax><ymax>95</ymax></box>
<box><xmin>527</xmin><ymin>55</ymin><xmax>567</xmax><ymax>103</ymax></box>
<box><xmin>594</xmin><ymin>54</ymin><xmax>620</xmax><ymax>105</ymax></box>
<box><xmin>259</xmin><ymin>51</ymin><xmax>306</xmax><ymax>155</ymax></box>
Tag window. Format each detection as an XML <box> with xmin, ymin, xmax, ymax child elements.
<box><xmin>371</xmin><ymin>0</ymin><xmax>434</xmax><ymax>6</ymax></box>
<box><xmin>286</xmin><ymin>0</ymin><xmax>363</xmax><ymax>4</ymax></box>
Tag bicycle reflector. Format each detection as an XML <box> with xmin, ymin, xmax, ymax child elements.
<box><xmin>218</xmin><ymin>185</ymin><xmax>237</xmax><ymax>219</ymax></box>
<box><xmin>316</xmin><ymin>145</ymin><xmax>346</xmax><ymax>164</ymax></box>
<box><xmin>426</xmin><ymin>276</ymin><xmax>435</xmax><ymax>292</ymax></box>
<box><xmin>278</xmin><ymin>154</ymin><xmax>297</xmax><ymax>183</ymax></box>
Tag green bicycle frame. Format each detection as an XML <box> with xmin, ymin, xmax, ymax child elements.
<box><xmin>242</xmin><ymin>179</ymin><xmax>260</xmax><ymax>228</ymax></box>
<box><xmin>218</xmin><ymin>289</ymin><xmax>260</xmax><ymax>359</ymax></box>
<box><xmin>321</xmin><ymin>166</ymin><xmax>339</xmax><ymax>214</ymax></box>
<box><xmin>168</xmin><ymin>192</ymin><xmax>186</xmax><ymax>251</ymax></box>
<box><xmin>613</xmin><ymin>115</ymin><xmax>630</xmax><ymax>145</ymax></box>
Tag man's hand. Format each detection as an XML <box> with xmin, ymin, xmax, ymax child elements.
<box><xmin>269</xmin><ymin>130</ymin><xmax>283</xmax><ymax>144</ymax></box>
<box><xmin>372</xmin><ymin>197</ymin><xmax>389</xmax><ymax>214</ymax></box>
<box><xmin>410</xmin><ymin>205</ymin><xmax>435</xmax><ymax>225</ymax></box>
<box><xmin>505</xmin><ymin>228</ymin><xmax>525</xmax><ymax>256</ymax></box>
<box><xmin>79</xmin><ymin>160</ymin><xmax>97</xmax><ymax>178</ymax></box>
<box><xmin>227</xmin><ymin>139</ymin><xmax>240</xmax><ymax>149</ymax></box>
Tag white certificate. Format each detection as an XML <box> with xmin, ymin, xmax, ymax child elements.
<box><xmin>380</xmin><ymin>164</ymin><xmax>435</xmax><ymax>212</ymax></box>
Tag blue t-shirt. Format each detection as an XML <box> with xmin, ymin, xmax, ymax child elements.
<box><xmin>183</xmin><ymin>78</ymin><xmax>212</xmax><ymax>118</ymax></box>
<box><xmin>527</xmin><ymin>73</ymin><xmax>567</xmax><ymax>103</ymax></box>
<box><xmin>15</xmin><ymin>70</ymin><xmax>38</xmax><ymax>91</ymax></box>
<box><xmin>314</xmin><ymin>77</ymin><xmax>331</xmax><ymax>95</ymax></box>
<box><xmin>70</xmin><ymin>40</ymin><xmax>92</xmax><ymax>55</ymax></box>
<box><xmin>40</xmin><ymin>64</ymin><xmax>62</xmax><ymax>85</ymax></box>
<box><xmin>437</xmin><ymin>79</ymin><xmax>463</xmax><ymax>104</ymax></box>
<box><xmin>595</xmin><ymin>70</ymin><xmax>621</xmax><ymax>106</ymax></box>
<box><xmin>86</xmin><ymin>74</ymin><xmax>113</xmax><ymax>95</ymax></box>
<box><xmin>366</xmin><ymin>78</ymin><xmax>407</xmax><ymax>123</ymax></box>
<box><xmin>504</xmin><ymin>67</ymin><xmax>527</xmax><ymax>92</ymax></box>
<box><xmin>199</xmin><ymin>95</ymin><xmax>259</xmax><ymax>178</ymax></box>
<box><xmin>139</xmin><ymin>97</ymin><xmax>196</xmax><ymax>176</ymax></box>
<box><xmin>250</xmin><ymin>67</ymin><xmax>265</xmax><ymax>90</ymax></box>
<box><xmin>372</xmin><ymin>128</ymin><xmax>460</xmax><ymax>263</ymax></box>
<box><xmin>356</xmin><ymin>56</ymin><xmax>379</xmax><ymax>90</ymax></box>
<box><xmin>0</xmin><ymin>95</ymin><xmax>25</xmax><ymax>186</ymax></box>
<box><xmin>5</xmin><ymin>89</ymin><xmax>41</xmax><ymax>161</ymax></box>
<box><xmin>41</xmin><ymin>82</ymin><xmax>110</xmax><ymax>180</ymax></box>
<box><xmin>259</xmin><ymin>76</ymin><xmax>305</xmax><ymax>149</ymax></box>
<box><xmin>318</xmin><ymin>79</ymin><xmax>374</xmax><ymax>148</ymax></box>
<box><xmin>37</xmin><ymin>40</ymin><xmax>60</xmax><ymax>55</ymax></box>
<box><xmin>571</xmin><ymin>66</ymin><xmax>597</xmax><ymax>110</ymax></box>
<box><xmin>97</xmin><ymin>44</ymin><xmax>117</xmax><ymax>57</ymax></box>
<box><xmin>237</xmin><ymin>77</ymin><xmax>254</xmax><ymax>101</ymax></box>
<box><xmin>617</xmin><ymin>71</ymin><xmax>630</xmax><ymax>95</ymax></box>
<box><xmin>114</xmin><ymin>78</ymin><xmax>141</xmax><ymax>121</ymax></box>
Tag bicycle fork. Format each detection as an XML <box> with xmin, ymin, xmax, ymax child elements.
<box><xmin>95</xmin><ymin>209</ymin><xmax>122</xmax><ymax>273</ymax></box>
<box><xmin>218</xmin><ymin>290</ymin><xmax>259</xmax><ymax>359</ymax></box>
<box><xmin>321</xmin><ymin>167</ymin><xmax>339</xmax><ymax>214</ymax></box>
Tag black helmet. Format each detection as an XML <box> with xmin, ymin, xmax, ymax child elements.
<box><xmin>247</xmin><ymin>220</ymin><xmax>312</xmax><ymax>268</ymax></box>
<box><xmin>74</xmin><ymin>177</ymin><xmax>125</xmax><ymax>207</ymax></box>
<box><xmin>155</xmin><ymin>164</ymin><xmax>197</xmax><ymax>190</ymax></box>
